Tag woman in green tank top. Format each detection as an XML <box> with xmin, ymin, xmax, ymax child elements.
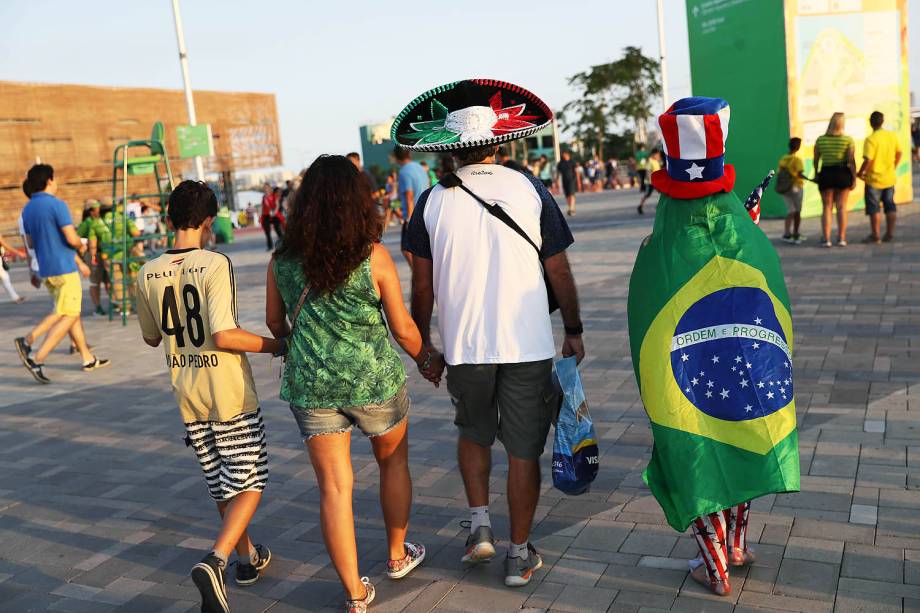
<box><xmin>813</xmin><ymin>112</ymin><xmax>856</xmax><ymax>247</ymax></box>
<box><xmin>265</xmin><ymin>155</ymin><xmax>442</xmax><ymax>610</ymax></box>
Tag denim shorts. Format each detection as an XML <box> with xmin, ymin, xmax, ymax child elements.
<box><xmin>865</xmin><ymin>186</ymin><xmax>895</xmax><ymax>215</ymax></box>
<box><xmin>289</xmin><ymin>384</ymin><xmax>410</xmax><ymax>440</ymax></box>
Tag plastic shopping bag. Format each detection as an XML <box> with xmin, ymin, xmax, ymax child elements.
<box><xmin>551</xmin><ymin>357</ymin><xmax>599</xmax><ymax>495</ymax></box>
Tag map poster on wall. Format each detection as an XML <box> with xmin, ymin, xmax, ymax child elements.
<box><xmin>785</xmin><ymin>0</ymin><xmax>912</xmax><ymax>217</ymax></box>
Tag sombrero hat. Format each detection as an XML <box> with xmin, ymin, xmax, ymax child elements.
<box><xmin>391</xmin><ymin>79</ymin><xmax>553</xmax><ymax>152</ymax></box>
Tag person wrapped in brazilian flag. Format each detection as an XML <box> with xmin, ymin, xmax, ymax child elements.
<box><xmin>627</xmin><ymin>97</ymin><xmax>800</xmax><ymax>596</ymax></box>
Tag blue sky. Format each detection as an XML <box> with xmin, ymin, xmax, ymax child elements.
<box><xmin>0</xmin><ymin>1</ymin><xmax>917</xmax><ymax>171</ymax></box>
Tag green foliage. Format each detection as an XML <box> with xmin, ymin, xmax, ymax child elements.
<box><xmin>560</xmin><ymin>46</ymin><xmax>661</xmax><ymax>158</ymax></box>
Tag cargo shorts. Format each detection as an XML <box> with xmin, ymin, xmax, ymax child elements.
<box><xmin>446</xmin><ymin>359</ymin><xmax>558</xmax><ymax>461</ymax></box>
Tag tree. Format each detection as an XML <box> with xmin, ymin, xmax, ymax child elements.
<box><xmin>560</xmin><ymin>46</ymin><xmax>661</xmax><ymax>158</ymax></box>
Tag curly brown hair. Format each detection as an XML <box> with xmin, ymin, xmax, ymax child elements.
<box><xmin>276</xmin><ymin>155</ymin><xmax>383</xmax><ymax>294</ymax></box>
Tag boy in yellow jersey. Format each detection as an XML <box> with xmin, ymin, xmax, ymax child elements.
<box><xmin>136</xmin><ymin>181</ymin><xmax>286</xmax><ymax>613</ymax></box>
<box><xmin>777</xmin><ymin>138</ymin><xmax>807</xmax><ymax>244</ymax></box>
<box><xmin>858</xmin><ymin>111</ymin><xmax>902</xmax><ymax>243</ymax></box>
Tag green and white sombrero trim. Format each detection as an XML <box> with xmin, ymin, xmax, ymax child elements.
<box><xmin>391</xmin><ymin>79</ymin><xmax>553</xmax><ymax>152</ymax></box>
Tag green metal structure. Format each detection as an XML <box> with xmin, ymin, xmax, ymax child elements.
<box><xmin>108</xmin><ymin>122</ymin><xmax>175</xmax><ymax>325</ymax></box>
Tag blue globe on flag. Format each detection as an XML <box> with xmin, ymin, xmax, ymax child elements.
<box><xmin>670</xmin><ymin>287</ymin><xmax>793</xmax><ymax>422</ymax></box>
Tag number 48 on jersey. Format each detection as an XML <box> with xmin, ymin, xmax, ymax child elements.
<box><xmin>161</xmin><ymin>284</ymin><xmax>205</xmax><ymax>348</ymax></box>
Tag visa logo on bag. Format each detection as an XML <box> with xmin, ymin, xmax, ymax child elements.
<box><xmin>552</xmin><ymin>358</ymin><xmax>599</xmax><ymax>496</ymax></box>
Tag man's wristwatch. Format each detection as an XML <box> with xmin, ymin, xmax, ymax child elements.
<box><xmin>272</xmin><ymin>337</ymin><xmax>288</xmax><ymax>358</ymax></box>
<box><xmin>564</xmin><ymin>322</ymin><xmax>584</xmax><ymax>336</ymax></box>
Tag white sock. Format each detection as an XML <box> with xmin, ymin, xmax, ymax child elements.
<box><xmin>248</xmin><ymin>544</ymin><xmax>259</xmax><ymax>566</ymax></box>
<box><xmin>211</xmin><ymin>550</ymin><xmax>228</xmax><ymax>568</ymax></box>
<box><xmin>470</xmin><ymin>506</ymin><xmax>490</xmax><ymax>532</ymax></box>
<box><xmin>509</xmin><ymin>541</ymin><xmax>529</xmax><ymax>560</ymax></box>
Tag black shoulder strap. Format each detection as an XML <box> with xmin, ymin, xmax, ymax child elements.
<box><xmin>442</xmin><ymin>172</ymin><xmax>542</xmax><ymax>260</ymax></box>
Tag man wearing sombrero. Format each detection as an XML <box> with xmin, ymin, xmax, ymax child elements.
<box><xmin>395</xmin><ymin>79</ymin><xmax>586</xmax><ymax>588</ymax></box>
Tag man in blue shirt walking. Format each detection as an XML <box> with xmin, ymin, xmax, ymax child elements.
<box><xmin>395</xmin><ymin>146</ymin><xmax>430</xmax><ymax>268</ymax></box>
<box><xmin>15</xmin><ymin>164</ymin><xmax>109</xmax><ymax>383</ymax></box>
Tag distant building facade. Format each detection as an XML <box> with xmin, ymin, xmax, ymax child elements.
<box><xmin>0</xmin><ymin>81</ymin><xmax>281</xmax><ymax>234</ymax></box>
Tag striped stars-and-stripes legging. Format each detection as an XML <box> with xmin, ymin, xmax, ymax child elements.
<box><xmin>691</xmin><ymin>501</ymin><xmax>751</xmax><ymax>586</ymax></box>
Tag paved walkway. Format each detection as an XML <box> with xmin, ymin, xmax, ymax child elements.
<box><xmin>0</xmin><ymin>188</ymin><xmax>918</xmax><ymax>612</ymax></box>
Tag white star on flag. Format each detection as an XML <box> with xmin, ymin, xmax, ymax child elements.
<box><xmin>740</xmin><ymin>379</ymin><xmax>749</xmax><ymax>388</ymax></box>
<box><xmin>685</xmin><ymin>162</ymin><xmax>705</xmax><ymax>180</ymax></box>
<box><xmin>691</xmin><ymin>377</ymin><xmax>699</xmax><ymax>386</ymax></box>
<box><xmin>707</xmin><ymin>380</ymin><xmax>714</xmax><ymax>388</ymax></box>
<box><xmin>767</xmin><ymin>391</ymin><xmax>774</xmax><ymax>399</ymax></box>
<box><xmin>769</xmin><ymin>381</ymin><xmax>774</xmax><ymax>386</ymax></box>
<box><xmin>754</xmin><ymin>317</ymin><xmax>763</xmax><ymax>325</ymax></box>
<box><xmin>685</xmin><ymin>387</ymin><xmax>691</xmax><ymax>393</ymax></box>
<box><xmin>711</xmin><ymin>355</ymin><xmax>720</xmax><ymax>364</ymax></box>
<box><xmin>779</xmin><ymin>387</ymin><xmax>786</xmax><ymax>394</ymax></box>
<box><xmin>735</xmin><ymin>356</ymin><xmax>742</xmax><ymax>363</ymax></box>
<box><xmin>699</xmin><ymin>371</ymin><xmax>705</xmax><ymax>377</ymax></box>
<box><xmin>681</xmin><ymin>353</ymin><xmax>689</xmax><ymax>362</ymax></box>
<box><xmin>705</xmin><ymin>390</ymin><xmax>713</xmax><ymax>398</ymax></box>
<box><xmin>784</xmin><ymin>379</ymin><xmax>790</xmax><ymax>385</ymax></box>
<box><xmin>783</xmin><ymin>361</ymin><xmax>789</xmax><ymax>368</ymax></box>
<box><xmin>744</xmin><ymin>405</ymin><xmax>753</xmax><ymax>412</ymax></box>
<box><xmin>720</xmin><ymin>388</ymin><xmax>730</xmax><ymax>399</ymax></box>
<box><xmin>745</xmin><ymin>362</ymin><xmax>752</xmax><ymax>369</ymax></box>
<box><xmin>731</xmin><ymin>366</ymin><xmax>737</xmax><ymax>372</ymax></box>
<box><xmin>752</xmin><ymin>342</ymin><xmax>760</xmax><ymax>349</ymax></box>
<box><xmin>757</xmin><ymin>381</ymin><xmax>765</xmax><ymax>388</ymax></box>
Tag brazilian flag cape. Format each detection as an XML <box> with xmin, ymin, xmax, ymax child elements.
<box><xmin>627</xmin><ymin>189</ymin><xmax>800</xmax><ymax>532</ymax></box>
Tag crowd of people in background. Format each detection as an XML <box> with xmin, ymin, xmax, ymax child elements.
<box><xmin>776</xmin><ymin>110</ymin><xmax>902</xmax><ymax>247</ymax></box>
<box><xmin>2</xmin><ymin>109</ymin><xmax>909</xmax><ymax>320</ymax></box>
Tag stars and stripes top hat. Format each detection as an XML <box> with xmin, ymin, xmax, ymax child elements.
<box><xmin>391</xmin><ymin>79</ymin><xmax>553</xmax><ymax>152</ymax></box>
<box><xmin>652</xmin><ymin>97</ymin><xmax>737</xmax><ymax>199</ymax></box>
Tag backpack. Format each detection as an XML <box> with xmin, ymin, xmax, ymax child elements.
<box><xmin>774</xmin><ymin>162</ymin><xmax>794</xmax><ymax>195</ymax></box>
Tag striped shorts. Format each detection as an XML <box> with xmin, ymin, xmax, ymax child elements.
<box><xmin>184</xmin><ymin>408</ymin><xmax>268</xmax><ymax>501</ymax></box>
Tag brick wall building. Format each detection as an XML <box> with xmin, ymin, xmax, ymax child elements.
<box><xmin>0</xmin><ymin>81</ymin><xmax>281</xmax><ymax>239</ymax></box>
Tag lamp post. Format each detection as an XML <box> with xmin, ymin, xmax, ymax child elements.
<box><xmin>657</xmin><ymin>0</ymin><xmax>670</xmax><ymax>111</ymax></box>
<box><xmin>170</xmin><ymin>0</ymin><xmax>205</xmax><ymax>180</ymax></box>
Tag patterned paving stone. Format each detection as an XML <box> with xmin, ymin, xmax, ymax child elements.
<box><xmin>0</xmin><ymin>191</ymin><xmax>919</xmax><ymax>611</ymax></box>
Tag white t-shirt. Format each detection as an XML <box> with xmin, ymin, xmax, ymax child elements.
<box><xmin>405</xmin><ymin>164</ymin><xmax>573</xmax><ymax>365</ymax></box>
<box><xmin>18</xmin><ymin>216</ymin><xmax>40</xmax><ymax>274</ymax></box>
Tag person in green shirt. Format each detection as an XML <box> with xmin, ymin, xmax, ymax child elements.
<box><xmin>813</xmin><ymin>112</ymin><xmax>856</xmax><ymax>247</ymax></box>
<box><xmin>635</xmin><ymin>145</ymin><xmax>650</xmax><ymax>191</ymax></box>
<box><xmin>102</xmin><ymin>203</ymin><xmax>141</xmax><ymax>313</ymax></box>
<box><xmin>77</xmin><ymin>200</ymin><xmax>112</xmax><ymax>315</ymax></box>
<box><xmin>265</xmin><ymin>155</ymin><xmax>438</xmax><ymax>611</ymax></box>
<box><xmin>857</xmin><ymin>111</ymin><xmax>902</xmax><ymax>243</ymax></box>
<box><xmin>420</xmin><ymin>160</ymin><xmax>438</xmax><ymax>186</ymax></box>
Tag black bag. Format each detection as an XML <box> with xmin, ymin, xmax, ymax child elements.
<box><xmin>440</xmin><ymin>173</ymin><xmax>559</xmax><ymax>313</ymax></box>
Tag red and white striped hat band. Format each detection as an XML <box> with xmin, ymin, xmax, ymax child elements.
<box><xmin>658</xmin><ymin>97</ymin><xmax>730</xmax><ymax>183</ymax></box>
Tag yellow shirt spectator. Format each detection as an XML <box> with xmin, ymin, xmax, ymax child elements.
<box><xmin>863</xmin><ymin>129</ymin><xmax>900</xmax><ymax>189</ymax></box>
<box><xmin>778</xmin><ymin>154</ymin><xmax>804</xmax><ymax>189</ymax></box>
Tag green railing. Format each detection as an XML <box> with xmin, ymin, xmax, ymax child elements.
<box><xmin>107</xmin><ymin>123</ymin><xmax>175</xmax><ymax>325</ymax></box>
